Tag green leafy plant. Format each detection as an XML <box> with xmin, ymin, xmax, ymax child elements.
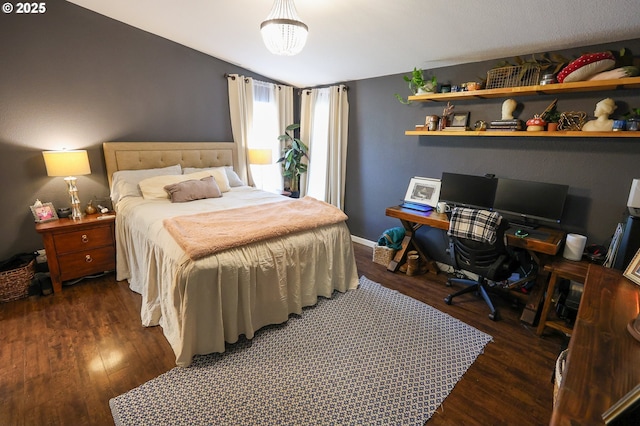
<box><xmin>276</xmin><ymin>123</ymin><xmax>308</xmax><ymax>193</ymax></box>
<box><xmin>625</xmin><ymin>107</ymin><xmax>640</xmax><ymax>119</ymax></box>
<box><xmin>395</xmin><ymin>68</ymin><xmax>437</xmax><ymax>104</ymax></box>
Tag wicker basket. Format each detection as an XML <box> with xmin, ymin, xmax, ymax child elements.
<box><xmin>486</xmin><ymin>65</ymin><xmax>541</xmax><ymax>89</ymax></box>
<box><xmin>0</xmin><ymin>258</ymin><xmax>35</xmax><ymax>302</ymax></box>
<box><xmin>373</xmin><ymin>245</ymin><xmax>396</xmax><ymax>266</ymax></box>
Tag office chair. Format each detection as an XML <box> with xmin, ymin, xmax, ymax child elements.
<box><xmin>444</xmin><ymin>208</ymin><xmax>518</xmax><ymax>321</ymax></box>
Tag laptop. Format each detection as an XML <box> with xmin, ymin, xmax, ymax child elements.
<box><xmin>400</xmin><ymin>177</ymin><xmax>441</xmax><ymax>213</ymax></box>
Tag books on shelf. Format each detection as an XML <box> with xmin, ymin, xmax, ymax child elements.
<box><xmin>489</xmin><ymin>119</ymin><xmax>524</xmax><ymax>131</ymax></box>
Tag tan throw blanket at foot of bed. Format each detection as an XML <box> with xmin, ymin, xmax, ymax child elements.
<box><xmin>163</xmin><ymin>196</ymin><xmax>349</xmax><ymax>260</ymax></box>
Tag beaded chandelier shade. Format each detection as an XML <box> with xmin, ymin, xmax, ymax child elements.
<box><xmin>260</xmin><ymin>0</ymin><xmax>308</xmax><ymax>56</ymax></box>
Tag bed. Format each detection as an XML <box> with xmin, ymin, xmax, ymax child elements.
<box><xmin>103</xmin><ymin>142</ymin><xmax>359</xmax><ymax>367</ymax></box>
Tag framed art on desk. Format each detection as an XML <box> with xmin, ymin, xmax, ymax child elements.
<box><xmin>404</xmin><ymin>177</ymin><xmax>441</xmax><ymax>207</ymax></box>
<box><xmin>623</xmin><ymin>248</ymin><xmax>640</xmax><ymax>286</ymax></box>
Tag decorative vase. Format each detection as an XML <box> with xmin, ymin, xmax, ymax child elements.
<box><xmin>626</xmin><ymin>118</ymin><xmax>640</xmax><ymax>131</ymax></box>
<box><xmin>85</xmin><ymin>200</ymin><xmax>96</xmax><ymax>215</ymax></box>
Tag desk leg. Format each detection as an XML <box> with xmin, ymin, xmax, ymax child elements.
<box><xmin>388</xmin><ymin>235</ymin><xmax>412</xmax><ymax>272</ymax></box>
<box><xmin>520</xmin><ymin>252</ymin><xmax>550</xmax><ymax>325</ymax></box>
<box><xmin>387</xmin><ymin>219</ymin><xmax>438</xmax><ymax>274</ymax></box>
<box><xmin>536</xmin><ymin>271</ymin><xmax>559</xmax><ymax>335</ymax></box>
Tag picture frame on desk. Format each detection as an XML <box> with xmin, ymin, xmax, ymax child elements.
<box><xmin>30</xmin><ymin>202</ymin><xmax>58</xmax><ymax>223</ymax></box>
<box><xmin>623</xmin><ymin>248</ymin><xmax>640</xmax><ymax>286</ymax></box>
<box><xmin>404</xmin><ymin>177</ymin><xmax>441</xmax><ymax>207</ymax></box>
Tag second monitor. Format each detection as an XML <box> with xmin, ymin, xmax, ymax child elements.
<box><xmin>492</xmin><ymin>177</ymin><xmax>569</xmax><ymax>228</ymax></box>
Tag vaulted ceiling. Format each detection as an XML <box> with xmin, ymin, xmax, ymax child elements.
<box><xmin>67</xmin><ymin>0</ymin><xmax>640</xmax><ymax>88</ymax></box>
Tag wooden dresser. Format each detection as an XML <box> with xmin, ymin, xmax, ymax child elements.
<box><xmin>35</xmin><ymin>214</ymin><xmax>116</xmax><ymax>293</ymax></box>
<box><xmin>551</xmin><ymin>265</ymin><xmax>640</xmax><ymax>425</ymax></box>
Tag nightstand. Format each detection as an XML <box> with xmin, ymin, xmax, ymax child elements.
<box><xmin>35</xmin><ymin>214</ymin><xmax>116</xmax><ymax>293</ymax></box>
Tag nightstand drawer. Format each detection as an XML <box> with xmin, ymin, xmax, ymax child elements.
<box><xmin>58</xmin><ymin>246</ymin><xmax>115</xmax><ymax>280</ymax></box>
<box><xmin>53</xmin><ymin>226</ymin><xmax>113</xmax><ymax>254</ymax></box>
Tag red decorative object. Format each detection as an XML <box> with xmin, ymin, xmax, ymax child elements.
<box><xmin>526</xmin><ymin>115</ymin><xmax>546</xmax><ymax>131</ymax></box>
<box><xmin>557</xmin><ymin>52</ymin><xmax>616</xmax><ymax>83</ymax></box>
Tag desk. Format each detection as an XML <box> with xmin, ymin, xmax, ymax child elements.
<box><xmin>536</xmin><ymin>259</ymin><xmax>590</xmax><ymax>337</ymax></box>
<box><xmin>551</xmin><ymin>265</ymin><xmax>640</xmax><ymax>425</ymax></box>
<box><xmin>385</xmin><ymin>205</ymin><xmax>565</xmax><ymax>323</ymax></box>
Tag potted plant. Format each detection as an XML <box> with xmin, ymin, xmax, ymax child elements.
<box><xmin>395</xmin><ymin>68</ymin><xmax>437</xmax><ymax>104</ymax></box>
<box><xmin>625</xmin><ymin>108</ymin><xmax>640</xmax><ymax>131</ymax></box>
<box><xmin>540</xmin><ymin>99</ymin><xmax>561</xmax><ymax>131</ymax></box>
<box><xmin>276</xmin><ymin>123</ymin><xmax>308</xmax><ymax>198</ymax></box>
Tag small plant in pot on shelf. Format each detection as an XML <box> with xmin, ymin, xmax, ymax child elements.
<box><xmin>395</xmin><ymin>68</ymin><xmax>437</xmax><ymax>104</ymax></box>
<box><xmin>277</xmin><ymin>123</ymin><xmax>308</xmax><ymax>198</ymax></box>
<box><xmin>625</xmin><ymin>108</ymin><xmax>640</xmax><ymax>131</ymax></box>
<box><xmin>540</xmin><ymin>99</ymin><xmax>561</xmax><ymax>131</ymax></box>
<box><xmin>543</xmin><ymin>109</ymin><xmax>562</xmax><ymax>131</ymax></box>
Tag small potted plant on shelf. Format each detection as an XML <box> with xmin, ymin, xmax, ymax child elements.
<box><xmin>540</xmin><ymin>99</ymin><xmax>561</xmax><ymax>131</ymax></box>
<box><xmin>395</xmin><ymin>67</ymin><xmax>437</xmax><ymax>104</ymax></box>
<box><xmin>625</xmin><ymin>108</ymin><xmax>640</xmax><ymax>131</ymax></box>
<box><xmin>277</xmin><ymin>123</ymin><xmax>308</xmax><ymax>198</ymax></box>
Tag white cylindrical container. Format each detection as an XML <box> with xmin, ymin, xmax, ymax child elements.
<box><xmin>563</xmin><ymin>233</ymin><xmax>587</xmax><ymax>261</ymax></box>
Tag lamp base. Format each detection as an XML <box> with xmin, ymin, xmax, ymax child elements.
<box><xmin>64</xmin><ymin>176</ymin><xmax>84</xmax><ymax>220</ymax></box>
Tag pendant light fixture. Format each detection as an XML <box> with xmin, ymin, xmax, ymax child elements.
<box><xmin>260</xmin><ymin>0</ymin><xmax>308</xmax><ymax>56</ymax></box>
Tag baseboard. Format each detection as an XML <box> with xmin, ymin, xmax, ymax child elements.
<box><xmin>351</xmin><ymin>235</ymin><xmax>375</xmax><ymax>247</ymax></box>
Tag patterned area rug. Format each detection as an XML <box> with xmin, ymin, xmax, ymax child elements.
<box><xmin>110</xmin><ymin>276</ymin><xmax>492</xmax><ymax>425</ymax></box>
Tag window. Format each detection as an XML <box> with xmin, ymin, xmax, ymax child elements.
<box><xmin>250</xmin><ymin>81</ymin><xmax>281</xmax><ymax>191</ymax></box>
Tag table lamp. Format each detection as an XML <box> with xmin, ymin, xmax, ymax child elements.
<box><xmin>42</xmin><ymin>150</ymin><xmax>91</xmax><ymax>220</ymax></box>
<box><xmin>248</xmin><ymin>148</ymin><xmax>272</xmax><ymax>190</ymax></box>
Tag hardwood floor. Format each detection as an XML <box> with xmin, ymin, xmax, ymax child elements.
<box><xmin>1</xmin><ymin>242</ymin><xmax>567</xmax><ymax>425</ymax></box>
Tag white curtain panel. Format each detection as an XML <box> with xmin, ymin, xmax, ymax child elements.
<box><xmin>301</xmin><ymin>85</ymin><xmax>349</xmax><ymax>209</ymax></box>
<box><xmin>227</xmin><ymin>74</ymin><xmax>255</xmax><ymax>185</ymax></box>
<box><xmin>229</xmin><ymin>75</ymin><xmax>294</xmax><ymax>189</ymax></box>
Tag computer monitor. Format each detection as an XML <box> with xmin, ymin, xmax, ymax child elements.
<box><xmin>439</xmin><ymin>172</ymin><xmax>498</xmax><ymax>210</ymax></box>
<box><xmin>492</xmin><ymin>178</ymin><xmax>569</xmax><ymax>228</ymax></box>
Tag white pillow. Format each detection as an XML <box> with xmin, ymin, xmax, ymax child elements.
<box><xmin>139</xmin><ymin>171</ymin><xmax>215</xmax><ymax>199</ymax></box>
<box><xmin>183</xmin><ymin>166</ymin><xmax>244</xmax><ymax>187</ymax></box>
<box><xmin>110</xmin><ymin>164</ymin><xmax>182</xmax><ymax>203</ymax></box>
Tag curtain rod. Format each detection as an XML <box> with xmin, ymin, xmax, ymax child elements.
<box><xmin>298</xmin><ymin>85</ymin><xmax>349</xmax><ymax>95</ymax></box>
<box><xmin>224</xmin><ymin>73</ymin><xmax>349</xmax><ymax>93</ymax></box>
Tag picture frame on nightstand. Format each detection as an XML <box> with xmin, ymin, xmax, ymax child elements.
<box><xmin>30</xmin><ymin>202</ymin><xmax>58</xmax><ymax>223</ymax></box>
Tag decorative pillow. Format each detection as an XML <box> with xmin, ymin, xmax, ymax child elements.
<box><xmin>164</xmin><ymin>176</ymin><xmax>222</xmax><ymax>203</ymax></box>
<box><xmin>139</xmin><ymin>171</ymin><xmax>214</xmax><ymax>199</ymax></box>
<box><xmin>183</xmin><ymin>166</ymin><xmax>245</xmax><ymax>187</ymax></box>
<box><xmin>557</xmin><ymin>52</ymin><xmax>616</xmax><ymax>83</ymax></box>
<box><xmin>110</xmin><ymin>164</ymin><xmax>182</xmax><ymax>203</ymax></box>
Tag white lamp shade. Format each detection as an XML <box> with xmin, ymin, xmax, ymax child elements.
<box><xmin>248</xmin><ymin>148</ymin><xmax>273</xmax><ymax>165</ymax></box>
<box><xmin>260</xmin><ymin>0</ymin><xmax>308</xmax><ymax>56</ymax></box>
<box><xmin>43</xmin><ymin>150</ymin><xmax>91</xmax><ymax>177</ymax></box>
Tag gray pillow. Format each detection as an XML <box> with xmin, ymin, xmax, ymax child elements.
<box><xmin>164</xmin><ymin>176</ymin><xmax>222</xmax><ymax>203</ymax></box>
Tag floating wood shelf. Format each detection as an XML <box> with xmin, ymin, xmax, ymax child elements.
<box><xmin>405</xmin><ymin>130</ymin><xmax>640</xmax><ymax>137</ymax></box>
<box><xmin>405</xmin><ymin>77</ymin><xmax>640</xmax><ymax>138</ymax></box>
<box><xmin>406</xmin><ymin>76</ymin><xmax>640</xmax><ymax>103</ymax></box>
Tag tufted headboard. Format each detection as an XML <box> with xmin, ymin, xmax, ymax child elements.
<box><xmin>102</xmin><ymin>142</ymin><xmax>238</xmax><ymax>188</ymax></box>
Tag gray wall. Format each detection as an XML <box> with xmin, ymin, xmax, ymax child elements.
<box><xmin>0</xmin><ymin>1</ymin><xmax>274</xmax><ymax>260</ymax></box>
<box><xmin>1</xmin><ymin>1</ymin><xmax>639</xmax><ymax>261</ymax></box>
<box><xmin>344</xmin><ymin>40</ymin><xmax>640</xmax><ymax>259</ymax></box>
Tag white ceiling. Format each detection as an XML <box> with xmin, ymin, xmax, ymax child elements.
<box><xmin>67</xmin><ymin>0</ymin><xmax>640</xmax><ymax>88</ymax></box>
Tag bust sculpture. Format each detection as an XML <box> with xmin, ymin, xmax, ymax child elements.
<box><xmin>501</xmin><ymin>99</ymin><xmax>517</xmax><ymax>120</ymax></box>
<box><xmin>582</xmin><ymin>98</ymin><xmax>616</xmax><ymax>132</ymax></box>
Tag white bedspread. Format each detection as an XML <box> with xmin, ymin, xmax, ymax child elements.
<box><xmin>115</xmin><ymin>186</ymin><xmax>359</xmax><ymax>366</ymax></box>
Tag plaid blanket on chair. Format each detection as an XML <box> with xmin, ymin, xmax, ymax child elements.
<box><xmin>448</xmin><ymin>208</ymin><xmax>502</xmax><ymax>244</ymax></box>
